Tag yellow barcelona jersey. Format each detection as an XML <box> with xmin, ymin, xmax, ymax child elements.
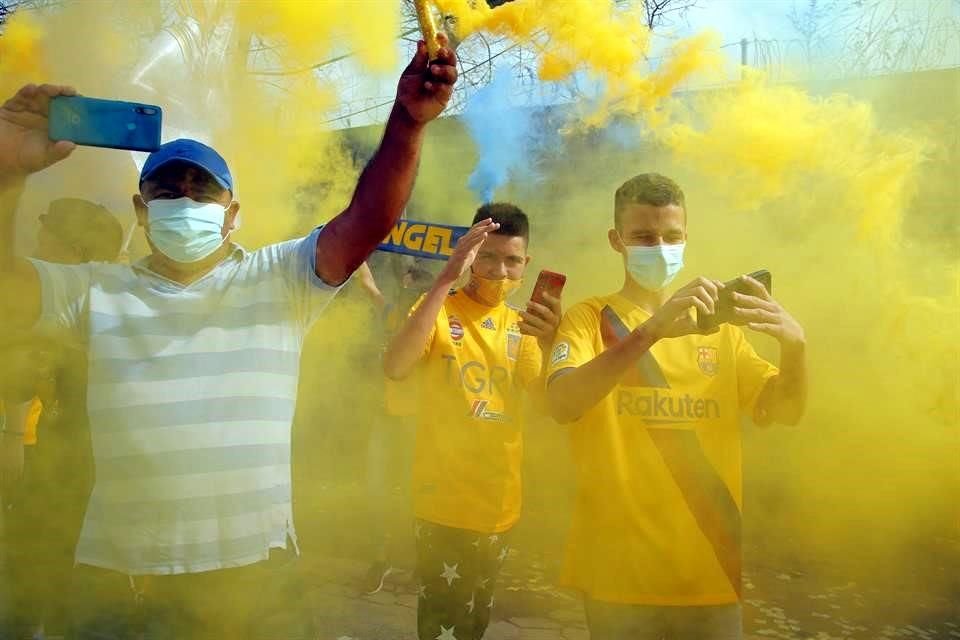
<box><xmin>547</xmin><ymin>293</ymin><xmax>777</xmax><ymax>606</ymax></box>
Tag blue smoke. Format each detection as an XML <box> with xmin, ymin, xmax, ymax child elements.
<box><xmin>463</xmin><ymin>68</ymin><xmax>535</xmax><ymax>204</ymax></box>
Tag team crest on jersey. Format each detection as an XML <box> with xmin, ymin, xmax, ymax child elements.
<box><xmin>481</xmin><ymin>317</ymin><xmax>496</xmax><ymax>330</ymax></box>
<box><xmin>551</xmin><ymin>342</ymin><xmax>570</xmax><ymax>366</ymax></box>
<box><xmin>506</xmin><ymin>332</ymin><xmax>521</xmax><ymax>361</ymax></box>
<box><xmin>449</xmin><ymin>316</ymin><xmax>464</xmax><ymax>343</ymax></box>
<box><xmin>697</xmin><ymin>346</ymin><xmax>719</xmax><ymax>376</ymax></box>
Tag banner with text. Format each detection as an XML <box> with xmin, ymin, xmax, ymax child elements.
<box><xmin>377</xmin><ymin>220</ymin><xmax>468</xmax><ymax>261</ymax></box>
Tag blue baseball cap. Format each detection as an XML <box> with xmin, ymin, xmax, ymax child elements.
<box><xmin>139</xmin><ymin>139</ymin><xmax>234</xmax><ymax>193</ymax></box>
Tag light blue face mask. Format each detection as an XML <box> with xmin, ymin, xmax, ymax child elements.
<box><xmin>624</xmin><ymin>241</ymin><xmax>686</xmax><ymax>291</ymax></box>
<box><xmin>146</xmin><ymin>197</ymin><xmax>227</xmax><ymax>264</ymax></box>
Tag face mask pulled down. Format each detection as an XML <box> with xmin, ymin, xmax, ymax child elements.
<box><xmin>624</xmin><ymin>242</ymin><xmax>686</xmax><ymax>291</ymax></box>
<box><xmin>146</xmin><ymin>197</ymin><xmax>229</xmax><ymax>264</ymax></box>
<box><xmin>465</xmin><ymin>272</ymin><xmax>523</xmax><ymax>306</ymax></box>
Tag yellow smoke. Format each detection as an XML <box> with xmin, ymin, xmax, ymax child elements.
<box><xmin>435</xmin><ymin>0</ymin><xmax>722</xmax><ymax>124</ymax></box>
<box><xmin>0</xmin><ymin>4</ymin><xmax>396</xmax><ymax>634</ymax></box>
<box><xmin>233</xmin><ymin>0</ymin><xmax>400</xmax><ymax>72</ymax></box>
<box><xmin>0</xmin><ymin>12</ymin><xmax>48</xmax><ymax>94</ymax></box>
<box><xmin>658</xmin><ymin>70</ymin><xmax>926</xmax><ymax>243</ymax></box>
<box><xmin>0</xmin><ymin>1</ymin><xmax>401</xmax><ymax>246</ymax></box>
<box><xmin>515</xmin><ymin>65</ymin><xmax>958</xmax><ymax>623</ymax></box>
<box><xmin>0</xmin><ymin>0</ymin><xmax>956</xmax><ymax>634</ymax></box>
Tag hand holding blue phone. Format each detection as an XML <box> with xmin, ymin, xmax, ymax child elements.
<box><xmin>0</xmin><ymin>83</ymin><xmax>79</xmax><ymax>184</ymax></box>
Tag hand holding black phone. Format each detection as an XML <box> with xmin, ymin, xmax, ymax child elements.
<box><xmin>697</xmin><ymin>269</ymin><xmax>772</xmax><ymax>331</ymax></box>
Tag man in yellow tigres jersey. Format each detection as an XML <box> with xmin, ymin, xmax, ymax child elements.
<box><xmin>384</xmin><ymin>203</ymin><xmax>562</xmax><ymax>640</ymax></box>
<box><xmin>546</xmin><ymin>174</ymin><xmax>808</xmax><ymax>640</ymax></box>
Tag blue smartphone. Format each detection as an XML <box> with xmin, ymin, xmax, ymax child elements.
<box><xmin>48</xmin><ymin>96</ymin><xmax>162</xmax><ymax>152</ymax></box>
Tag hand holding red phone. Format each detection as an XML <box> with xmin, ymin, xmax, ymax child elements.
<box><xmin>0</xmin><ymin>83</ymin><xmax>77</xmax><ymax>186</ymax></box>
<box><xmin>519</xmin><ymin>270</ymin><xmax>565</xmax><ymax>351</ymax></box>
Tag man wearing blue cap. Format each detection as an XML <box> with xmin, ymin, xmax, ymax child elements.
<box><xmin>0</xmin><ymin>37</ymin><xmax>458</xmax><ymax>639</ymax></box>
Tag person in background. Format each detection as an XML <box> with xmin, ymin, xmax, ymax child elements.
<box><xmin>1</xmin><ymin>198</ymin><xmax>121</xmax><ymax>640</ymax></box>
<box><xmin>0</xmin><ymin>35</ymin><xmax>457</xmax><ymax>639</ymax></box>
<box><xmin>383</xmin><ymin>204</ymin><xmax>562</xmax><ymax>640</ymax></box>
<box><xmin>0</xmin><ymin>333</ymin><xmax>61</xmax><ymax>640</ymax></box>
<box><xmin>360</xmin><ymin>255</ymin><xmax>436</xmax><ymax>595</ymax></box>
<box><xmin>545</xmin><ymin>173</ymin><xmax>807</xmax><ymax>640</ymax></box>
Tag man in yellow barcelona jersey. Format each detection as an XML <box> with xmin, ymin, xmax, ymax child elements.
<box><xmin>383</xmin><ymin>203</ymin><xmax>562</xmax><ymax>640</ymax></box>
<box><xmin>545</xmin><ymin>174</ymin><xmax>807</xmax><ymax>639</ymax></box>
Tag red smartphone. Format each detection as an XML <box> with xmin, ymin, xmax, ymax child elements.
<box><xmin>531</xmin><ymin>269</ymin><xmax>566</xmax><ymax>306</ymax></box>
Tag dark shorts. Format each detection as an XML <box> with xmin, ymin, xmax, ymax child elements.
<box><xmin>585</xmin><ymin>599</ymin><xmax>742</xmax><ymax>640</ymax></box>
<box><xmin>66</xmin><ymin>548</ymin><xmax>316</xmax><ymax>640</ymax></box>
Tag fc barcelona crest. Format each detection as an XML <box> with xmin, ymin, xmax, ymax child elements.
<box><xmin>697</xmin><ymin>346</ymin><xmax>719</xmax><ymax>376</ymax></box>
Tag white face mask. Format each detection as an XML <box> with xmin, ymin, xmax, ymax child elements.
<box><xmin>146</xmin><ymin>197</ymin><xmax>227</xmax><ymax>264</ymax></box>
<box><xmin>624</xmin><ymin>242</ymin><xmax>686</xmax><ymax>291</ymax></box>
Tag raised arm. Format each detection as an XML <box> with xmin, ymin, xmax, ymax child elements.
<box><xmin>732</xmin><ymin>275</ymin><xmax>808</xmax><ymax>426</ymax></box>
<box><xmin>314</xmin><ymin>38</ymin><xmax>458</xmax><ymax>286</ymax></box>
<box><xmin>383</xmin><ymin>220</ymin><xmax>497</xmax><ymax>380</ymax></box>
<box><xmin>0</xmin><ymin>84</ymin><xmax>77</xmax><ymax>331</ymax></box>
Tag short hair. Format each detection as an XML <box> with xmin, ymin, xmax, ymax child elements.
<box><xmin>614</xmin><ymin>173</ymin><xmax>686</xmax><ymax>228</ymax></box>
<box><xmin>41</xmin><ymin>198</ymin><xmax>123</xmax><ymax>262</ymax></box>
<box><xmin>472</xmin><ymin>202</ymin><xmax>529</xmax><ymax>242</ymax></box>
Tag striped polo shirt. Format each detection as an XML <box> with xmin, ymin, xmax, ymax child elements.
<box><xmin>29</xmin><ymin>227</ymin><xmax>338</xmax><ymax>575</ymax></box>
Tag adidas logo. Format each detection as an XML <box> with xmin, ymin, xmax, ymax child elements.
<box><xmin>481</xmin><ymin>318</ymin><xmax>496</xmax><ymax>330</ymax></box>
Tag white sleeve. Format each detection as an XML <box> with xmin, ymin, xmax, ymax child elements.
<box><xmin>263</xmin><ymin>226</ymin><xmax>344</xmax><ymax>328</ymax></box>
<box><xmin>26</xmin><ymin>258</ymin><xmax>92</xmax><ymax>338</ymax></box>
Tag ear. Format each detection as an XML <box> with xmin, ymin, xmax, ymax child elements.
<box><xmin>223</xmin><ymin>201</ymin><xmax>241</xmax><ymax>236</ymax></box>
<box><xmin>608</xmin><ymin>228</ymin><xmax>624</xmax><ymax>254</ymax></box>
<box><xmin>524</xmin><ymin>254</ymin><xmax>532</xmax><ymax>267</ymax></box>
<box><xmin>133</xmin><ymin>194</ymin><xmax>148</xmax><ymax>228</ymax></box>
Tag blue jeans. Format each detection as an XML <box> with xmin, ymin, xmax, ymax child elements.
<box><xmin>585</xmin><ymin>600</ymin><xmax>742</xmax><ymax>640</ymax></box>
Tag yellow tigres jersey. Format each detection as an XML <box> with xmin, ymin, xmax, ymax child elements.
<box><xmin>547</xmin><ymin>293</ymin><xmax>777</xmax><ymax>605</ymax></box>
<box><xmin>410</xmin><ymin>289</ymin><xmax>542</xmax><ymax>533</ymax></box>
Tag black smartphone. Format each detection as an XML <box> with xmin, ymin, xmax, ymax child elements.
<box><xmin>697</xmin><ymin>269</ymin><xmax>772</xmax><ymax>331</ymax></box>
<box><xmin>48</xmin><ymin>96</ymin><xmax>162</xmax><ymax>152</ymax></box>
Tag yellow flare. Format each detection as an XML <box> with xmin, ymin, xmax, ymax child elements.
<box><xmin>0</xmin><ymin>12</ymin><xmax>48</xmax><ymax>94</ymax></box>
<box><xmin>415</xmin><ymin>0</ymin><xmax>441</xmax><ymax>59</ymax></box>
